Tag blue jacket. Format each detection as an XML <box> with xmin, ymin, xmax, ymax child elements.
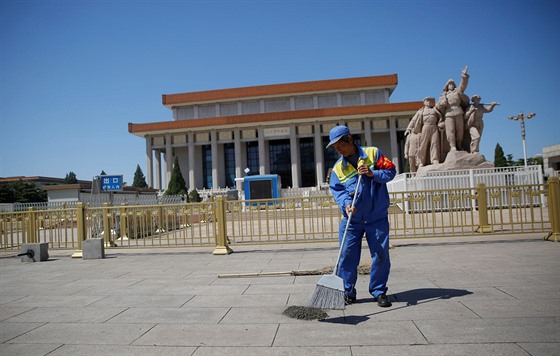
<box><xmin>329</xmin><ymin>145</ymin><xmax>396</xmax><ymax>222</ymax></box>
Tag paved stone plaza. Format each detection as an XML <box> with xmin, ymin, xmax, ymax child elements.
<box><xmin>1</xmin><ymin>233</ymin><xmax>559</xmax><ymax>355</ymax></box>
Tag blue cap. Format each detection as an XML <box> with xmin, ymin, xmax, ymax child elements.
<box><xmin>326</xmin><ymin>126</ymin><xmax>350</xmax><ymax>148</ymax></box>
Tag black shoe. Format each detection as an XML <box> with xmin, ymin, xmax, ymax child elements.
<box><xmin>344</xmin><ymin>295</ymin><xmax>356</xmax><ymax>305</ymax></box>
<box><xmin>374</xmin><ymin>293</ymin><xmax>392</xmax><ymax>307</ymax></box>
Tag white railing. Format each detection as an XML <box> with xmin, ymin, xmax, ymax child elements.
<box><xmin>388</xmin><ymin>165</ymin><xmax>543</xmax><ymax>193</ymax></box>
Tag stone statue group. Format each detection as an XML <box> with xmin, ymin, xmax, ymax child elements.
<box><xmin>404</xmin><ymin>66</ymin><xmax>499</xmax><ymax>173</ymax></box>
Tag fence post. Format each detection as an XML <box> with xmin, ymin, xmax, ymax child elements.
<box><xmin>120</xmin><ymin>203</ymin><xmax>128</xmax><ymax>240</ymax></box>
<box><xmin>476</xmin><ymin>183</ymin><xmax>493</xmax><ymax>233</ymax></box>
<box><xmin>71</xmin><ymin>202</ymin><xmax>86</xmax><ymax>258</ymax></box>
<box><xmin>102</xmin><ymin>203</ymin><xmax>112</xmax><ymax>246</ymax></box>
<box><xmin>546</xmin><ymin>177</ymin><xmax>560</xmax><ymax>242</ymax></box>
<box><xmin>27</xmin><ymin>207</ymin><xmax>37</xmax><ymax>243</ymax></box>
<box><xmin>213</xmin><ymin>195</ymin><xmax>233</xmax><ymax>255</ymax></box>
<box><xmin>157</xmin><ymin>203</ymin><xmax>164</xmax><ymax>233</ymax></box>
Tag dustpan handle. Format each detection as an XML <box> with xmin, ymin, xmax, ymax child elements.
<box><xmin>333</xmin><ymin>174</ymin><xmax>362</xmax><ymax>275</ymax></box>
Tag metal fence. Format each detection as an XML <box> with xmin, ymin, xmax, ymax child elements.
<box><xmin>388</xmin><ymin>165</ymin><xmax>543</xmax><ymax>193</ymax></box>
<box><xmin>1</xmin><ymin>178</ymin><xmax>559</xmax><ymax>252</ymax></box>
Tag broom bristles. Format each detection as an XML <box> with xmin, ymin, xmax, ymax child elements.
<box><xmin>307</xmin><ymin>284</ymin><xmax>346</xmax><ymax>310</ymax></box>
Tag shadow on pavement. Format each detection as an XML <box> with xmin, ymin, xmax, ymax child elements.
<box><xmin>320</xmin><ymin>288</ymin><xmax>472</xmax><ymax>325</ymax></box>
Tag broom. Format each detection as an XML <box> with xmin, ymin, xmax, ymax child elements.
<box><xmin>307</xmin><ymin>174</ymin><xmax>362</xmax><ymax>310</ymax></box>
<box><xmin>217</xmin><ymin>269</ymin><xmax>329</xmax><ymax>278</ymax></box>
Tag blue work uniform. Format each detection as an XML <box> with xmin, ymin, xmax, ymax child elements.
<box><xmin>329</xmin><ymin>145</ymin><xmax>396</xmax><ymax>299</ymax></box>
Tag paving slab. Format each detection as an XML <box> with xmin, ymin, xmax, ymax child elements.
<box><xmin>87</xmin><ymin>294</ymin><xmax>194</xmax><ymax>308</ymax></box>
<box><xmin>106</xmin><ymin>307</ymin><xmax>229</xmax><ymax>324</ymax></box>
<box><xmin>7</xmin><ymin>323</ymin><xmax>154</xmax><ymax>345</ymax></box>
<box><xmin>47</xmin><ymin>344</ymin><xmax>196</xmax><ymax>356</ymax></box>
<box><xmin>517</xmin><ymin>343</ymin><xmax>560</xmax><ymax>356</ymax></box>
<box><xmin>415</xmin><ymin>317</ymin><xmax>560</xmax><ymax>343</ymax></box>
<box><xmin>184</xmin><ymin>294</ymin><xmax>289</xmax><ymax>308</ymax></box>
<box><xmin>343</xmin><ymin>299</ymin><xmax>480</xmax><ymax>322</ymax></box>
<box><xmin>133</xmin><ymin>323</ymin><xmax>278</xmax><ymax>347</ymax></box>
<box><xmin>0</xmin><ymin>343</ymin><xmax>62</xmax><ymax>356</ymax></box>
<box><xmin>496</xmin><ymin>285</ymin><xmax>560</xmax><ymax>299</ymax></box>
<box><xmin>191</xmin><ymin>346</ymin><xmax>351</xmax><ymax>355</ymax></box>
<box><xmin>350</xmin><ymin>343</ymin><xmax>531</xmax><ymax>355</ymax></box>
<box><xmin>273</xmin><ymin>321</ymin><xmax>427</xmax><ymax>346</ymax></box>
<box><xmin>4</xmin><ymin>307</ymin><xmax>126</xmax><ymax>323</ymax></box>
<box><xmin>0</xmin><ymin>307</ymin><xmax>33</xmax><ymax>322</ymax></box>
<box><xmin>1</xmin><ymin>295</ymin><xmax>104</xmax><ymax>308</ymax></box>
<box><xmin>0</xmin><ymin>322</ymin><xmax>44</xmax><ymax>343</ymax></box>
<box><xmin>461</xmin><ymin>298</ymin><xmax>560</xmax><ymax>318</ymax></box>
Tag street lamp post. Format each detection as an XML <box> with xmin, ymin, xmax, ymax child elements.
<box><xmin>508</xmin><ymin>112</ymin><xmax>536</xmax><ymax>169</ymax></box>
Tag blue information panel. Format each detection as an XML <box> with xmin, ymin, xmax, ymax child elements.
<box><xmin>100</xmin><ymin>175</ymin><xmax>123</xmax><ymax>191</ymax></box>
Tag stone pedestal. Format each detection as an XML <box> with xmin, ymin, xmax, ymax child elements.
<box><xmin>20</xmin><ymin>243</ymin><xmax>49</xmax><ymax>262</ymax></box>
<box><xmin>417</xmin><ymin>150</ymin><xmax>494</xmax><ymax>174</ymax></box>
<box><xmin>82</xmin><ymin>238</ymin><xmax>105</xmax><ymax>260</ymax></box>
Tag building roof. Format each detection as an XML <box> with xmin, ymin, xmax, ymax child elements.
<box><xmin>0</xmin><ymin>176</ymin><xmax>91</xmax><ymax>186</ymax></box>
<box><xmin>129</xmin><ymin>101</ymin><xmax>422</xmax><ymax>137</ymax></box>
<box><xmin>162</xmin><ymin>74</ymin><xmax>399</xmax><ymax>108</ymax></box>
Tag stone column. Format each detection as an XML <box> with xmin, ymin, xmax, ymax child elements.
<box><xmin>234</xmin><ymin>129</ymin><xmax>243</xmax><ymax>191</ymax></box>
<box><xmin>314</xmin><ymin>122</ymin><xmax>324</xmax><ymax>186</ymax></box>
<box><xmin>145</xmin><ymin>135</ymin><xmax>153</xmax><ymax>188</ymax></box>
<box><xmin>155</xmin><ymin>150</ymin><xmax>162</xmax><ymax>191</ymax></box>
<box><xmin>211</xmin><ymin>130</ymin><xmax>218</xmax><ymax>188</ymax></box>
<box><xmin>389</xmin><ymin>117</ymin><xmax>400</xmax><ymax>172</ymax></box>
<box><xmin>165</xmin><ymin>133</ymin><xmax>172</xmax><ymax>190</ymax></box>
<box><xmin>364</xmin><ymin>119</ymin><xmax>373</xmax><ymax>147</ymax></box>
<box><xmin>290</xmin><ymin>124</ymin><xmax>300</xmax><ymax>188</ymax></box>
<box><xmin>188</xmin><ymin>132</ymin><xmax>195</xmax><ymax>190</ymax></box>
<box><xmin>258</xmin><ymin>127</ymin><xmax>266</xmax><ymax>175</ymax></box>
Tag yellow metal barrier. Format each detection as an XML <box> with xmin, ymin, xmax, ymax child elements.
<box><xmin>213</xmin><ymin>196</ymin><xmax>232</xmax><ymax>255</ymax></box>
<box><xmin>0</xmin><ymin>182</ymin><xmax>556</xmax><ymax>252</ymax></box>
<box><xmin>546</xmin><ymin>177</ymin><xmax>560</xmax><ymax>241</ymax></box>
<box><xmin>476</xmin><ymin>183</ymin><xmax>492</xmax><ymax>233</ymax></box>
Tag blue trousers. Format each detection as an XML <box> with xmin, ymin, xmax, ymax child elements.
<box><xmin>337</xmin><ymin>216</ymin><xmax>391</xmax><ymax>298</ymax></box>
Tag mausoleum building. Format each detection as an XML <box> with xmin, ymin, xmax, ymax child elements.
<box><xmin>128</xmin><ymin>75</ymin><xmax>422</xmax><ymax>191</ymax></box>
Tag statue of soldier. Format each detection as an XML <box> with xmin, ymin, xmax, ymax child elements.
<box><xmin>414</xmin><ymin>97</ymin><xmax>444</xmax><ymax>167</ymax></box>
<box><xmin>464</xmin><ymin>94</ymin><xmax>499</xmax><ymax>154</ymax></box>
<box><xmin>436</xmin><ymin>66</ymin><xmax>470</xmax><ymax>152</ymax></box>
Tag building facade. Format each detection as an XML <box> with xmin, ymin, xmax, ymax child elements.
<box><xmin>128</xmin><ymin>74</ymin><xmax>422</xmax><ymax>191</ymax></box>
<box><xmin>542</xmin><ymin>144</ymin><xmax>560</xmax><ymax>177</ymax></box>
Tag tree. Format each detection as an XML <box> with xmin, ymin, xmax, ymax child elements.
<box><xmin>0</xmin><ymin>180</ymin><xmax>47</xmax><ymax>203</ymax></box>
<box><xmin>100</xmin><ymin>170</ymin><xmax>107</xmax><ymax>176</ymax></box>
<box><xmin>494</xmin><ymin>143</ymin><xmax>508</xmax><ymax>167</ymax></box>
<box><xmin>188</xmin><ymin>189</ymin><xmax>202</xmax><ymax>202</ymax></box>
<box><xmin>132</xmin><ymin>165</ymin><xmax>148</xmax><ymax>188</ymax></box>
<box><xmin>64</xmin><ymin>171</ymin><xmax>78</xmax><ymax>184</ymax></box>
<box><xmin>506</xmin><ymin>154</ymin><xmax>515</xmax><ymax>167</ymax></box>
<box><xmin>165</xmin><ymin>157</ymin><xmax>187</xmax><ymax>195</ymax></box>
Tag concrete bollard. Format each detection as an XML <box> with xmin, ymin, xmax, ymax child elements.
<box><xmin>19</xmin><ymin>243</ymin><xmax>49</xmax><ymax>262</ymax></box>
<box><xmin>82</xmin><ymin>238</ymin><xmax>105</xmax><ymax>260</ymax></box>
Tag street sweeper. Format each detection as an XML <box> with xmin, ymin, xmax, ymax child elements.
<box><xmin>326</xmin><ymin>125</ymin><xmax>396</xmax><ymax>308</ymax></box>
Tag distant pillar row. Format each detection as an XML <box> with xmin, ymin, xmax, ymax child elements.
<box><xmin>144</xmin><ymin>118</ymin><xmax>403</xmax><ymax>191</ymax></box>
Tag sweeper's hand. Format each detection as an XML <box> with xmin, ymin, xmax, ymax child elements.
<box><xmin>358</xmin><ymin>164</ymin><xmax>373</xmax><ymax>177</ymax></box>
<box><xmin>346</xmin><ymin>204</ymin><xmax>356</xmax><ymax>216</ymax></box>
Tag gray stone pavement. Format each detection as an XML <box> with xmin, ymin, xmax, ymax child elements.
<box><xmin>0</xmin><ymin>233</ymin><xmax>559</xmax><ymax>355</ymax></box>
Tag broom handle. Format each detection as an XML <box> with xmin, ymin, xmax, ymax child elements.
<box><xmin>333</xmin><ymin>174</ymin><xmax>362</xmax><ymax>275</ymax></box>
<box><xmin>218</xmin><ymin>271</ymin><xmax>295</xmax><ymax>278</ymax></box>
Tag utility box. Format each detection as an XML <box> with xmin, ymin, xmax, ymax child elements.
<box><xmin>243</xmin><ymin>175</ymin><xmax>281</xmax><ymax>205</ymax></box>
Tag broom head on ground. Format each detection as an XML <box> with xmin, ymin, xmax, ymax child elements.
<box><xmin>307</xmin><ymin>273</ymin><xmax>346</xmax><ymax>309</ymax></box>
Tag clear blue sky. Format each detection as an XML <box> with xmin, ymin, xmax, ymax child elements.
<box><xmin>1</xmin><ymin>0</ymin><xmax>559</xmax><ymax>185</ymax></box>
